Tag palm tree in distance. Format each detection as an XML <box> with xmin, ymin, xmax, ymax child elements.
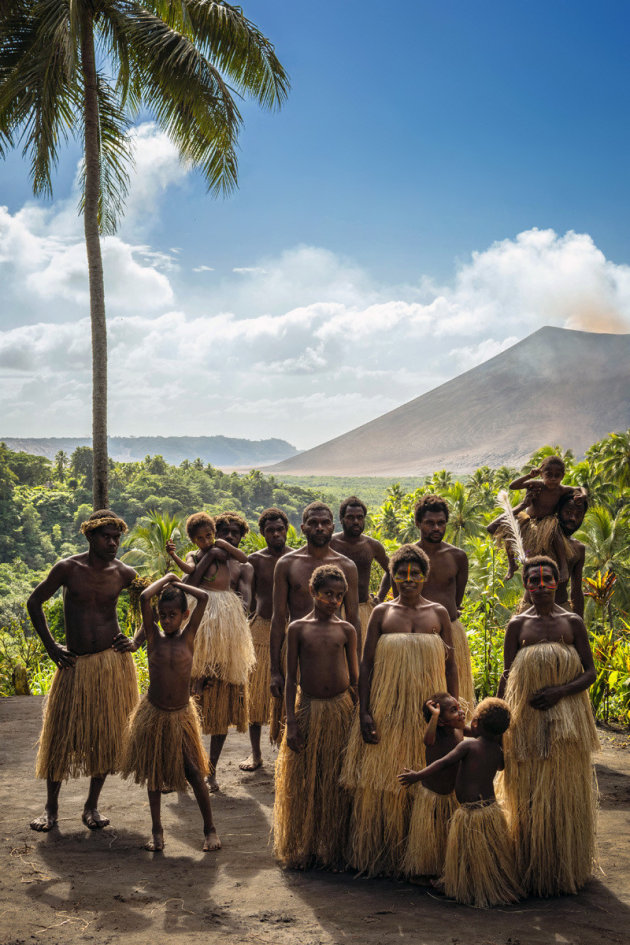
<box><xmin>0</xmin><ymin>2</ymin><xmax>288</xmax><ymax>509</ymax></box>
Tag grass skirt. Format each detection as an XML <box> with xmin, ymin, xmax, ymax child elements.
<box><xmin>341</xmin><ymin>633</ymin><xmax>447</xmax><ymax>876</ymax></box>
<box><xmin>402</xmin><ymin>785</ymin><xmax>459</xmax><ymax>878</ymax></box>
<box><xmin>188</xmin><ymin>590</ymin><xmax>255</xmax><ymax>684</ymax></box>
<box><xmin>273</xmin><ymin>689</ymin><xmax>355</xmax><ymax>869</ymax></box>
<box><xmin>451</xmin><ymin>618</ymin><xmax>476</xmax><ymax>720</ymax></box>
<box><xmin>36</xmin><ymin>649</ymin><xmax>138</xmax><ymax>781</ymax></box>
<box><xmin>269</xmin><ymin>634</ymin><xmax>287</xmax><ymax>746</ymax></box>
<box><xmin>121</xmin><ymin>696</ymin><xmax>209</xmax><ymax>792</ymax></box>
<box><xmin>248</xmin><ymin>615</ymin><xmax>272</xmax><ymax>725</ymax></box>
<box><xmin>197</xmin><ymin>676</ymin><xmax>248</xmax><ymax>735</ymax></box>
<box><xmin>501</xmin><ymin>641</ymin><xmax>599</xmax><ymax>896</ymax></box>
<box><xmin>442</xmin><ymin>801</ymin><xmax>522</xmax><ymax>908</ymax></box>
<box><xmin>517</xmin><ymin>511</ymin><xmax>572</xmax><ymax>565</ymax></box>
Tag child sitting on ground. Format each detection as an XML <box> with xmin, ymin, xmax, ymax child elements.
<box><xmin>401</xmin><ymin>693</ymin><xmax>466</xmax><ymax>879</ymax></box>
<box><xmin>121</xmin><ymin>573</ymin><xmax>220</xmax><ymax>853</ymax></box>
<box><xmin>487</xmin><ymin>456</ymin><xmax>582</xmax><ymax>581</ymax></box>
<box><xmin>273</xmin><ymin>564</ymin><xmax>358</xmax><ymax>871</ymax></box>
<box><xmin>398</xmin><ymin>697</ymin><xmax>522</xmax><ymax>908</ymax></box>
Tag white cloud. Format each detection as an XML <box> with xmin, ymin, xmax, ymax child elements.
<box><xmin>1</xmin><ymin>131</ymin><xmax>629</xmax><ymax>451</ymax></box>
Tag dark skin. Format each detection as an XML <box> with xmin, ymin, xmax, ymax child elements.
<box><xmin>330</xmin><ymin>504</ymin><xmax>389</xmax><ymax>604</ymax></box>
<box><xmin>215</xmin><ymin>522</ymin><xmax>254</xmax><ymax>612</ymax></box>
<box><xmin>498</xmin><ymin>564</ymin><xmax>596</xmax><ymax>708</ymax></box>
<box><xmin>378</xmin><ymin>511</ymin><xmax>468</xmax><ymax>621</ymax></box>
<box><xmin>240</xmin><ymin>517</ymin><xmax>290</xmax><ymax>772</ymax></box>
<box><xmin>168</xmin><ymin>524</ymin><xmax>247</xmax><ymax>591</ymax></box>
<box><xmin>139</xmin><ymin>574</ymin><xmax>220</xmax><ymax>853</ymax></box>
<box><xmin>360</xmin><ymin>560</ymin><xmax>458</xmax><ymax>744</ymax></box>
<box><xmin>398</xmin><ymin>716</ymin><xmax>505</xmax><ymax>805</ymax></box>
<box><xmin>270</xmin><ymin>509</ymin><xmax>361</xmax><ymax>700</ymax></box>
<box><xmin>285</xmin><ymin>577</ymin><xmax>359</xmax><ymax>753</ymax></box>
<box><xmin>27</xmin><ymin>524</ymin><xmax>136</xmax><ymax>832</ymax></box>
<box><xmin>521</xmin><ymin>498</ymin><xmax>586</xmax><ymax>616</ymax></box>
<box><xmin>416</xmin><ymin>696</ymin><xmax>467</xmax><ymax>794</ymax></box>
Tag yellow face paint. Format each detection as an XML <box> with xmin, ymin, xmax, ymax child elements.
<box><xmin>525</xmin><ymin>564</ymin><xmax>558</xmax><ymax>590</ymax></box>
<box><xmin>393</xmin><ymin>564</ymin><xmax>425</xmax><ymax>583</ymax></box>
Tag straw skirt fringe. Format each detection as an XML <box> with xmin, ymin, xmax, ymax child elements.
<box><xmin>341</xmin><ymin>633</ymin><xmax>447</xmax><ymax>876</ymax></box>
<box><xmin>442</xmin><ymin>801</ymin><xmax>522</xmax><ymax>908</ymax></box>
<box><xmin>36</xmin><ymin>648</ymin><xmax>138</xmax><ymax>781</ymax></box>
<box><xmin>403</xmin><ymin>786</ymin><xmax>459</xmax><ymax>877</ymax></box>
<box><xmin>121</xmin><ymin>696</ymin><xmax>209</xmax><ymax>792</ymax></box>
<box><xmin>188</xmin><ymin>589</ymin><xmax>255</xmax><ymax>684</ymax></box>
<box><xmin>451</xmin><ymin>618</ymin><xmax>476</xmax><ymax>720</ymax></box>
<box><xmin>248</xmin><ymin>615</ymin><xmax>272</xmax><ymax>725</ymax></box>
<box><xmin>197</xmin><ymin>676</ymin><xmax>248</xmax><ymax>735</ymax></box>
<box><xmin>501</xmin><ymin>641</ymin><xmax>598</xmax><ymax>896</ymax></box>
<box><xmin>273</xmin><ymin>689</ymin><xmax>355</xmax><ymax>869</ymax></box>
<box><xmin>516</xmin><ymin>512</ymin><xmax>572</xmax><ymax>563</ymax></box>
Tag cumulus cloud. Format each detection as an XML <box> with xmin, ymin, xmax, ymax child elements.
<box><xmin>1</xmin><ymin>128</ymin><xmax>629</xmax><ymax>451</ymax></box>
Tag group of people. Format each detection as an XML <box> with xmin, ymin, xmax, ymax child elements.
<box><xmin>26</xmin><ymin>465</ymin><xmax>597</xmax><ymax>909</ymax></box>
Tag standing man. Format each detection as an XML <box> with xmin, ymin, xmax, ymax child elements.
<box><xmin>28</xmin><ymin>510</ymin><xmax>138</xmax><ymax>832</ymax></box>
<box><xmin>379</xmin><ymin>494</ymin><xmax>475</xmax><ymax>715</ymax></box>
<box><xmin>240</xmin><ymin>507</ymin><xmax>290</xmax><ymax>771</ymax></box>
<box><xmin>521</xmin><ymin>490</ymin><xmax>588</xmax><ymax>616</ymax></box>
<box><xmin>270</xmin><ymin>502</ymin><xmax>361</xmax><ymax>706</ymax></box>
<box><xmin>330</xmin><ymin>496</ymin><xmax>389</xmax><ymax>654</ymax></box>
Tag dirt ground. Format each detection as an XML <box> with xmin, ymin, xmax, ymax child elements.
<box><xmin>1</xmin><ymin>696</ymin><xmax>629</xmax><ymax>945</ymax></box>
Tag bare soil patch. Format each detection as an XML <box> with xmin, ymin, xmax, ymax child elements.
<box><xmin>1</xmin><ymin>697</ymin><xmax>629</xmax><ymax>945</ymax></box>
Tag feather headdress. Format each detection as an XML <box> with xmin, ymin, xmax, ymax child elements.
<box><xmin>496</xmin><ymin>490</ymin><xmax>526</xmax><ymax>564</ymax></box>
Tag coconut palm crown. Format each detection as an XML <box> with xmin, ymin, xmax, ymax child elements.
<box><xmin>0</xmin><ymin>1</ymin><xmax>289</xmax><ymax>509</ymax></box>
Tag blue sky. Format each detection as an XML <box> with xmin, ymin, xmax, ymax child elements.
<box><xmin>1</xmin><ymin>1</ymin><xmax>629</xmax><ymax>447</ymax></box>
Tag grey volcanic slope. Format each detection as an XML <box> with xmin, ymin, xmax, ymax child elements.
<box><xmin>271</xmin><ymin>327</ymin><xmax>630</xmax><ymax>476</ymax></box>
<box><xmin>0</xmin><ymin>436</ymin><xmax>297</xmax><ymax>467</ymax></box>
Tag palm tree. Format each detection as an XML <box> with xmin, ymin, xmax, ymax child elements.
<box><xmin>0</xmin><ymin>2</ymin><xmax>288</xmax><ymax>509</ymax></box>
<box><xmin>595</xmin><ymin>430</ymin><xmax>630</xmax><ymax>490</ymax></box>
<box><xmin>444</xmin><ymin>481</ymin><xmax>485</xmax><ymax>548</ymax></box>
<box><xmin>121</xmin><ymin>509</ymin><xmax>189</xmax><ymax>579</ymax></box>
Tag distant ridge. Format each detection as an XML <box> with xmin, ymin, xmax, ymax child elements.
<box><xmin>270</xmin><ymin>327</ymin><xmax>630</xmax><ymax>476</ymax></box>
<box><xmin>0</xmin><ymin>436</ymin><xmax>298</xmax><ymax>469</ymax></box>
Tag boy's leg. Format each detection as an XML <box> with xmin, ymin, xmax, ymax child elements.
<box><xmin>82</xmin><ymin>775</ymin><xmax>109</xmax><ymax>829</ymax></box>
<box><xmin>30</xmin><ymin>778</ymin><xmax>61</xmax><ymax>831</ymax></box>
<box><xmin>207</xmin><ymin>734</ymin><xmax>227</xmax><ymax>792</ymax></box>
<box><xmin>239</xmin><ymin>723</ymin><xmax>263</xmax><ymax>771</ymax></box>
<box><xmin>184</xmin><ymin>754</ymin><xmax>221</xmax><ymax>852</ymax></box>
<box><xmin>146</xmin><ymin>789</ymin><xmax>164</xmax><ymax>851</ymax></box>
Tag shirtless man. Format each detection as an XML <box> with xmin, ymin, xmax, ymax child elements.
<box><xmin>240</xmin><ymin>507</ymin><xmax>290</xmax><ymax>771</ymax></box>
<box><xmin>521</xmin><ymin>491</ymin><xmax>588</xmax><ymax>616</ymax></box>
<box><xmin>215</xmin><ymin>512</ymin><xmax>254</xmax><ymax>611</ymax></box>
<box><xmin>28</xmin><ymin>510</ymin><xmax>138</xmax><ymax>832</ymax></box>
<box><xmin>270</xmin><ymin>502</ymin><xmax>360</xmax><ymax>703</ymax></box>
<box><xmin>330</xmin><ymin>496</ymin><xmax>389</xmax><ymax>652</ymax></box>
<box><xmin>379</xmin><ymin>494</ymin><xmax>474</xmax><ymax>713</ymax></box>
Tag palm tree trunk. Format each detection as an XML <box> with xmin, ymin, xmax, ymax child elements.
<box><xmin>80</xmin><ymin>11</ymin><xmax>108</xmax><ymax>510</ymax></box>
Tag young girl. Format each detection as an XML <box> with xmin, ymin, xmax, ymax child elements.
<box><xmin>121</xmin><ymin>574</ymin><xmax>220</xmax><ymax>853</ymax></box>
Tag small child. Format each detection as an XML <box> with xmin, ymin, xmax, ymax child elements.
<box><xmin>168</xmin><ymin>512</ymin><xmax>255</xmax><ymax>791</ymax></box>
<box><xmin>121</xmin><ymin>574</ymin><xmax>221</xmax><ymax>853</ymax></box>
<box><xmin>488</xmin><ymin>456</ymin><xmax>580</xmax><ymax>581</ymax></box>
<box><xmin>398</xmin><ymin>697</ymin><xmax>522</xmax><ymax>908</ymax></box>
<box><xmin>400</xmin><ymin>693</ymin><xmax>466</xmax><ymax>879</ymax></box>
<box><xmin>273</xmin><ymin>564</ymin><xmax>358</xmax><ymax>870</ymax></box>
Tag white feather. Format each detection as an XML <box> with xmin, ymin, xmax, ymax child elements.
<box><xmin>496</xmin><ymin>490</ymin><xmax>527</xmax><ymax>564</ymax></box>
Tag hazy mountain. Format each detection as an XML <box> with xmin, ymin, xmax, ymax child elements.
<box><xmin>0</xmin><ymin>436</ymin><xmax>298</xmax><ymax>468</ymax></box>
<box><xmin>270</xmin><ymin>327</ymin><xmax>630</xmax><ymax>476</ymax></box>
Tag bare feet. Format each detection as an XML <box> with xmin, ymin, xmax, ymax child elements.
<box><xmin>504</xmin><ymin>566</ymin><xmax>516</xmax><ymax>581</ymax></box>
<box><xmin>82</xmin><ymin>808</ymin><xmax>110</xmax><ymax>830</ymax></box>
<box><xmin>203</xmin><ymin>828</ymin><xmax>222</xmax><ymax>852</ymax></box>
<box><xmin>30</xmin><ymin>809</ymin><xmax>58</xmax><ymax>832</ymax></box>
<box><xmin>430</xmin><ymin>878</ymin><xmax>445</xmax><ymax>895</ymax></box>
<box><xmin>206</xmin><ymin>772</ymin><xmax>220</xmax><ymax>793</ymax></box>
<box><xmin>239</xmin><ymin>755</ymin><xmax>263</xmax><ymax>772</ymax></box>
<box><xmin>145</xmin><ymin>831</ymin><xmax>165</xmax><ymax>852</ymax></box>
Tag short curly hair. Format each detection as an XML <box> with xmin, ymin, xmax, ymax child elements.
<box><xmin>215</xmin><ymin>512</ymin><xmax>249</xmax><ymax>538</ymax></box>
<box><xmin>186</xmin><ymin>512</ymin><xmax>215</xmax><ymax>541</ymax></box>
<box><xmin>339</xmin><ymin>495</ymin><xmax>367</xmax><ymax>519</ymax></box>
<box><xmin>522</xmin><ymin>555</ymin><xmax>560</xmax><ymax>584</ymax></box>
<box><xmin>414</xmin><ymin>494</ymin><xmax>449</xmax><ymax>526</ymax></box>
<box><xmin>475</xmin><ymin>697</ymin><xmax>511</xmax><ymax>736</ymax></box>
<box><xmin>258</xmin><ymin>507</ymin><xmax>289</xmax><ymax>533</ymax></box>
<box><xmin>540</xmin><ymin>455</ymin><xmax>565</xmax><ymax>474</ymax></box>
<box><xmin>389</xmin><ymin>544</ymin><xmax>430</xmax><ymax>579</ymax></box>
<box><xmin>302</xmin><ymin>501</ymin><xmax>333</xmax><ymax>523</ymax></box>
<box><xmin>158</xmin><ymin>585</ymin><xmax>187</xmax><ymax>612</ymax></box>
<box><xmin>309</xmin><ymin>564</ymin><xmax>348</xmax><ymax>595</ymax></box>
<box><xmin>422</xmin><ymin>692</ymin><xmax>454</xmax><ymax>724</ymax></box>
